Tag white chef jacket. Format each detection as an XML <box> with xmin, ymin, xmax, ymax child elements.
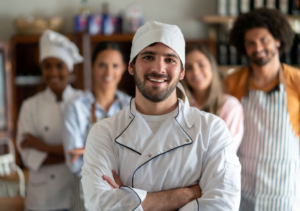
<box><xmin>82</xmin><ymin>98</ymin><xmax>241</xmax><ymax>211</ymax></box>
<box><xmin>17</xmin><ymin>85</ymin><xmax>82</xmax><ymax>211</ymax></box>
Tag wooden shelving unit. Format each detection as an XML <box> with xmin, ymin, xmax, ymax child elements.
<box><xmin>201</xmin><ymin>15</ymin><xmax>300</xmax><ymax>24</ymax></box>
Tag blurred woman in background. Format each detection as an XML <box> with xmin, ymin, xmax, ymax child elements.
<box><xmin>63</xmin><ymin>41</ymin><xmax>131</xmax><ymax>211</ymax></box>
<box><xmin>183</xmin><ymin>44</ymin><xmax>244</xmax><ymax>152</ymax></box>
<box><xmin>17</xmin><ymin>30</ymin><xmax>83</xmax><ymax>211</ymax></box>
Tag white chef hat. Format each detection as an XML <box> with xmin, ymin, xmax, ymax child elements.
<box><xmin>129</xmin><ymin>21</ymin><xmax>185</xmax><ymax>69</ymax></box>
<box><xmin>39</xmin><ymin>30</ymin><xmax>83</xmax><ymax>71</ymax></box>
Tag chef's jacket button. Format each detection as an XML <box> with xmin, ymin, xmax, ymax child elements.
<box><xmin>129</xmin><ymin>116</ymin><xmax>132</xmax><ymax>119</ymax></box>
<box><xmin>186</xmin><ymin>139</ymin><xmax>190</xmax><ymax>143</ymax></box>
<box><xmin>148</xmin><ymin>154</ymin><xmax>152</xmax><ymax>158</ymax></box>
<box><xmin>122</xmin><ymin>134</ymin><xmax>125</xmax><ymax>138</ymax></box>
<box><xmin>44</xmin><ymin>126</ymin><xmax>49</xmax><ymax>131</ymax></box>
<box><xmin>50</xmin><ymin>174</ymin><xmax>55</xmax><ymax>179</ymax></box>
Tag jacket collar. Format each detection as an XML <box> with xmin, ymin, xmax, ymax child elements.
<box><xmin>129</xmin><ymin>82</ymin><xmax>195</xmax><ymax>129</ymax></box>
<box><xmin>44</xmin><ymin>85</ymin><xmax>74</xmax><ymax>102</ymax></box>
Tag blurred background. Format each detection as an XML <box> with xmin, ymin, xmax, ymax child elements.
<box><xmin>1</xmin><ymin>0</ymin><xmax>300</xmax><ymax>210</ymax></box>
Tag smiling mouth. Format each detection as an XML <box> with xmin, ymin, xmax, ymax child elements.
<box><xmin>148</xmin><ymin>77</ymin><xmax>167</xmax><ymax>83</ymax></box>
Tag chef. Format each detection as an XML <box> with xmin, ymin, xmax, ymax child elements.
<box><xmin>81</xmin><ymin>21</ymin><xmax>241</xmax><ymax>211</ymax></box>
<box><xmin>17</xmin><ymin>30</ymin><xmax>83</xmax><ymax>211</ymax></box>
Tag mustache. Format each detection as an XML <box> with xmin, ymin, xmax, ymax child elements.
<box><xmin>252</xmin><ymin>50</ymin><xmax>268</xmax><ymax>57</ymax></box>
<box><xmin>145</xmin><ymin>72</ymin><xmax>171</xmax><ymax>81</ymax></box>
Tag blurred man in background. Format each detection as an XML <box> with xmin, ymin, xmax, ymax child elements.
<box><xmin>225</xmin><ymin>8</ymin><xmax>300</xmax><ymax>211</ymax></box>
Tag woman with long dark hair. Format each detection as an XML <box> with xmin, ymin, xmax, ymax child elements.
<box><xmin>183</xmin><ymin>44</ymin><xmax>244</xmax><ymax>152</ymax></box>
<box><xmin>63</xmin><ymin>41</ymin><xmax>131</xmax><ymax>211</ymax></box>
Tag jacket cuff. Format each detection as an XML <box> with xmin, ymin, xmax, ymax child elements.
<box><xmin>179</xmin><ymin>199</ymin><xmax>198</xmax><ymax>211</ymax></box>
<box><xmin>119</xmin><ymin>186</ymin><xmax>147</xmax><ymax>211</ymax></box>
<box><xmin>26</xmin><ymin>149</ymin><xmax>48</xmax><ymax>171</ymax></box>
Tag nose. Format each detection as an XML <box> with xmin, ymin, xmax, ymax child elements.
<box><xmin>106</xmin><ymin>65</ymin><xmax>114</xmax><ymax>77</ymax></box>
<box><xmin>151</xmin><ymin>57</ymin><xmax>166</xmax><ymax>73</ymax></box>
<box><xmin>254</xmin><ymin>41</ymin><xmax>264</xmax><ymax>53</ymax></box>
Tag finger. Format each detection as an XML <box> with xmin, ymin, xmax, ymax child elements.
<box><xmin>112</xmin><ymin>170</ymin><xmax>123</xmax><ymax>186</ymax></box>
<box><xmin>71</xmin><ymin>155</ymin><xmax>79</xmax><ymax>163</ymax></box>
<box><xmin>102</xmin><ymin>175</ymin><xmax>119</xmax><ymax>189</ymax></box>
<box><xmin>102</xmin><ymin>175</ymin><xmax>115</xmax><ymax>189</ymax></box>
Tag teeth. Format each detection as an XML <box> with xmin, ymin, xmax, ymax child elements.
<box><xmin>104</xmin><ymin>77</ymin><xmax>114</xmax><ymax>82</ymax></box>
<box><xmin>149</xmin><ymin>78</ymin><xmax>165</xmax><ymax>83</ymax></box>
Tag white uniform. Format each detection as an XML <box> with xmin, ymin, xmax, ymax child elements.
<box><xmin>82</xmin><ymin>97</ymin><xmax>241</xmax><ymax>211</ymax></box>
<box><xmin>17</xmin><ymin>85</ymin><xmax>82</xmax><ymax>211</ymax></box>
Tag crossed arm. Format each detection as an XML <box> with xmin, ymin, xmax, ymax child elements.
<box><xmin>103</xmin><ymin>171</ymin><xmax>201</xmax><ymax>211</ymax></box>
<box><xmin>20</xmin><ymin>133</ymin><xmax>65</xmax><ymax>166</ymax></box>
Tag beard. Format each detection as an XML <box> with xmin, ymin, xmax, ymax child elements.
<box><xmin>133</xmin><ymin>67</ymin><xmax>180</xmax><ymax>103</ymax></box>
<box><xmin>249</xmin><ymin>48</ymin><xmax>277</xmax><ymax>67</ymax></box>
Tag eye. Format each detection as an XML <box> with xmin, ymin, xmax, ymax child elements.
<box><xmin>57</xmin><ymin>63</ymin><xmax>64</xmax><ymax>70</ymax></box>
<box><xmin>113</xmin><ymin>64</ymin><xmax>119</xmax><ymax>68</ymax></box>
<box><xmin>142</xmin><ymin>56</ymin><xmax>153</xmax><ymax>60</ymax></box>
<box><xmin>185</xmin><ymin>65</ymin><xmax>193</xmax><ymax>71</ymax></box>
<box><xmin>166</xmin><ymin>58</ymin><xmax>175</xmax><ymax>63</ymax></box>
<box><xmin>99</xmin><ymin>63</ymin><xmax>106</xmax><ymax>68</ymax></box>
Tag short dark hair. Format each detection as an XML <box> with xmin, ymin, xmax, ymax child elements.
<box><xmin>92</xmin><ymin>41</ymin><xmax>125</xmax><ymax>65</ymax></box>
<box><xmin>131</xmin><ymin>43</ymin><xmax>184</xmax><ymax>69</ymax></box>
<box><xmin>229</xmin><ymin>8</ymin><xmax>294</xmax><ymax>56</ymax></box>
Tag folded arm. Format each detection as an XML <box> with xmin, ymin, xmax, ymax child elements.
<box><xmin>104</xmin><ymin>171</ymin><xmax>201</xmax><ymax>211</ymax></box>
<box><xmin>179</xmin><ymin>119</ymin><xmax>241</xmax><ymax>211</ymax></box>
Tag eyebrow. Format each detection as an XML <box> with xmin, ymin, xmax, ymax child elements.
<box><xmin>140</xmin><ymin>51</ymin><xmax>179</xmax><ymax>59</ymax></box>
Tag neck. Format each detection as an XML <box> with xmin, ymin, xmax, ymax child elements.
<box><xmin>192</xmin><ymin>89</ymin><xmax>208</xmax><ymax>107</ymax></box>
<box><xmin>135</xmin><ymin>88</ymin><xmax>178</xmax><ymax>115</ymax></box>
<box><xmin>93</xmin><ymin>86</ymin><xmax>117</xmax><ymax>112</ymax></box>
<box><xmin>51</xmin><ymin>85</ymin><xmax>67</xmax><ymax>102</ymax></box>
<box><xmin>250</xmin><ymin>56</ymin><xmax>281</xmax><ymax>88</ymax></box>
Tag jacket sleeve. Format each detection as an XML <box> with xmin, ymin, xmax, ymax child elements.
<box><xmin>81</xmin><ymin>121</ymin><xmax>147</xmax><ymax>211</ymax></box>
<box><xmin>63</xmin><ymin>102</ymin><xmax>84</xmax><ymax>174</ymax></box>
<box><xmin>179</xmin><ymin>118</ymin><xmax>241</xmax><ymax>211</ymax></box>
<box><xmin>16</xmin><ymin>100</ymin><xmax>48</xmax><ymax>171</ymax></box>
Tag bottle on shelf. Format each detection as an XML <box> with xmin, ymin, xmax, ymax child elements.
<box><xmin>265</xmin><ymin>0</ymin><xmax>277</xmax><ymax>8</ymax></box>
<box><xmin>251</xmin><ymin>0</ymin><xmax>265</xmax><ymax>10</ymax></box>
<box><xmin>240</xmin><ymin>0</ymin><xmax>251</xmax><ymax>13</ymax></box>
<box><xmin>101</xmin><ymin>3</ymin><xmax>114</xmax><ymax>36</ymax></box>
<box><xmin>74</xmin><ymin>0</ymin><xmax>90</xmax><ymax>32</ymax></box>
<box><xmin>229</xmin><ymin>45</ymin><xmax>238</xmax><ymax>65</ymax></box>
<box><xmin>228</xmin><ymin>0</ymin><xmax>239</xmax><ymax>16</ymax></box>
<box><xmin>217</xmin><ymin>0</ymin><xmax>228</xmax><ymax>16</ymax></box>
<box><xmin>276</xmin><ymin>0</ymin><xmax>289</xmax><ymax>14</ymax></box>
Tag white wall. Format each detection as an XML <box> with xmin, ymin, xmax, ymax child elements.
<box><xmin>0</xmin><ymin>0</ymin><xmax>216</xmax><ymax>41</ymax></box>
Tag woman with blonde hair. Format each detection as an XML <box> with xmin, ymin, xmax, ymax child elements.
<box><xmin>183</xmin><ymin>44</ymin><xmax>244</xmax><ymax>152</ymax></box>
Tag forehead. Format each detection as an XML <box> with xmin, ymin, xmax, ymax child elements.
<box><xmin>139</xmin><ymin>42</ymin><xmax>179</xmax><ymax>56</ymax></box>
<box><xmin>245</xmin><ymin>27</ymin><xmax>274</xmax><ymax>41</ymax></box>
<box><xmin>42</xmin><ymin>57</ymin><xmax>64</xmax><ymax>64</ymax></box>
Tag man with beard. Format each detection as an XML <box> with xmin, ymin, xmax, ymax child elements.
<box><xmin>82</xmin><ymin>21</ymin><xmax>241</xmax><ymax>211</ymax></box>
<box><xmin>225</xmin><ymin>8</ymin><xmax>300</xmax><ymax>211</ymax></box>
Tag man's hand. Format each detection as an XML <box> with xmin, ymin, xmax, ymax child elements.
<box><xmin>68</xmin><ymin>147</ymin><xmax>85</xmax><ymax>163</ymax></box>
<box><xmin>20</xmin><ymin>133</ymin><xmax>46</xmax><ymax>152</ymax></box>
<box><xmin>102</xmin><ymin>170</ymin><xmax>123</xmax><ymax>189</ymax></box>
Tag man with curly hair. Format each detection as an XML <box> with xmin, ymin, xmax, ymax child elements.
<box><xmin>225</xmin><ymin>8</ymin><xmax>300</xmax><ymax>211</ymax></box>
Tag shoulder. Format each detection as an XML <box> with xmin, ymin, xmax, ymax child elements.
<box><xmin>222</xmin><ymin>94</ymin><xmax>242</xmax><ymax>109</ymax></box>
<box><xmin>283</xmin><ymin>64</ymin><xmax>300</xmax><ymax>92</ymax></box>
<box><xmin>20</xmin><ymin>90</ymin><xmax>46</xmax><ymax>110</ymax></box>
<box><xmin>94</xmin><ymin>105</ymin><xmax>130</xmax><ymax>132</ymax></box>
<box><xmin>224</xmin><ymin>67</ymin><xmax>248</xmax><ymax>87</ymax></box>
<box><xmin>116</xmin><ymin>90</ymin><xmax>132</xmax><ymax>106</ymax></box>
<box><xmin>187</xmin><ymin>107</ymin><xmax>232</xmax><ymax>150</ymax></box>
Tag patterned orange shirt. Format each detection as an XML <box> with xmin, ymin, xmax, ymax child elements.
<box><xmin>224</xmin><ymin>64</ymin><xmax>300</xmax><ymax>139</ymax></box>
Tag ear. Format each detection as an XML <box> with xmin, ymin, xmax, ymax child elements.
<box><xmin>275</xmin><ymin>40</ymin><xmax>281</xmax><ymax>48</ymax></box>
<box><xmin>122</xmin><ymin>62</ymin><xmax>127</xmax><ymax>74</ymax></box>
<box><xmin>179</xmin><ymin>68</ymin><xmax>185</xmax><ymax>80</ymax></box>
<box><xmin>128</xmin><ymin>62</ymin><xmax>134</xmax><ymax>76</ymax></box>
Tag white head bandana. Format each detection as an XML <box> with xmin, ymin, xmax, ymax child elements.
<box><xmin>129</xmin><ymin>21</ymin><xmax>185</xmax><ymax>69</ymax></box>
<box><xmin>39</xmin><ymin>30</ymin><xmax>83</xmax><ymax>71</ymax></box>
